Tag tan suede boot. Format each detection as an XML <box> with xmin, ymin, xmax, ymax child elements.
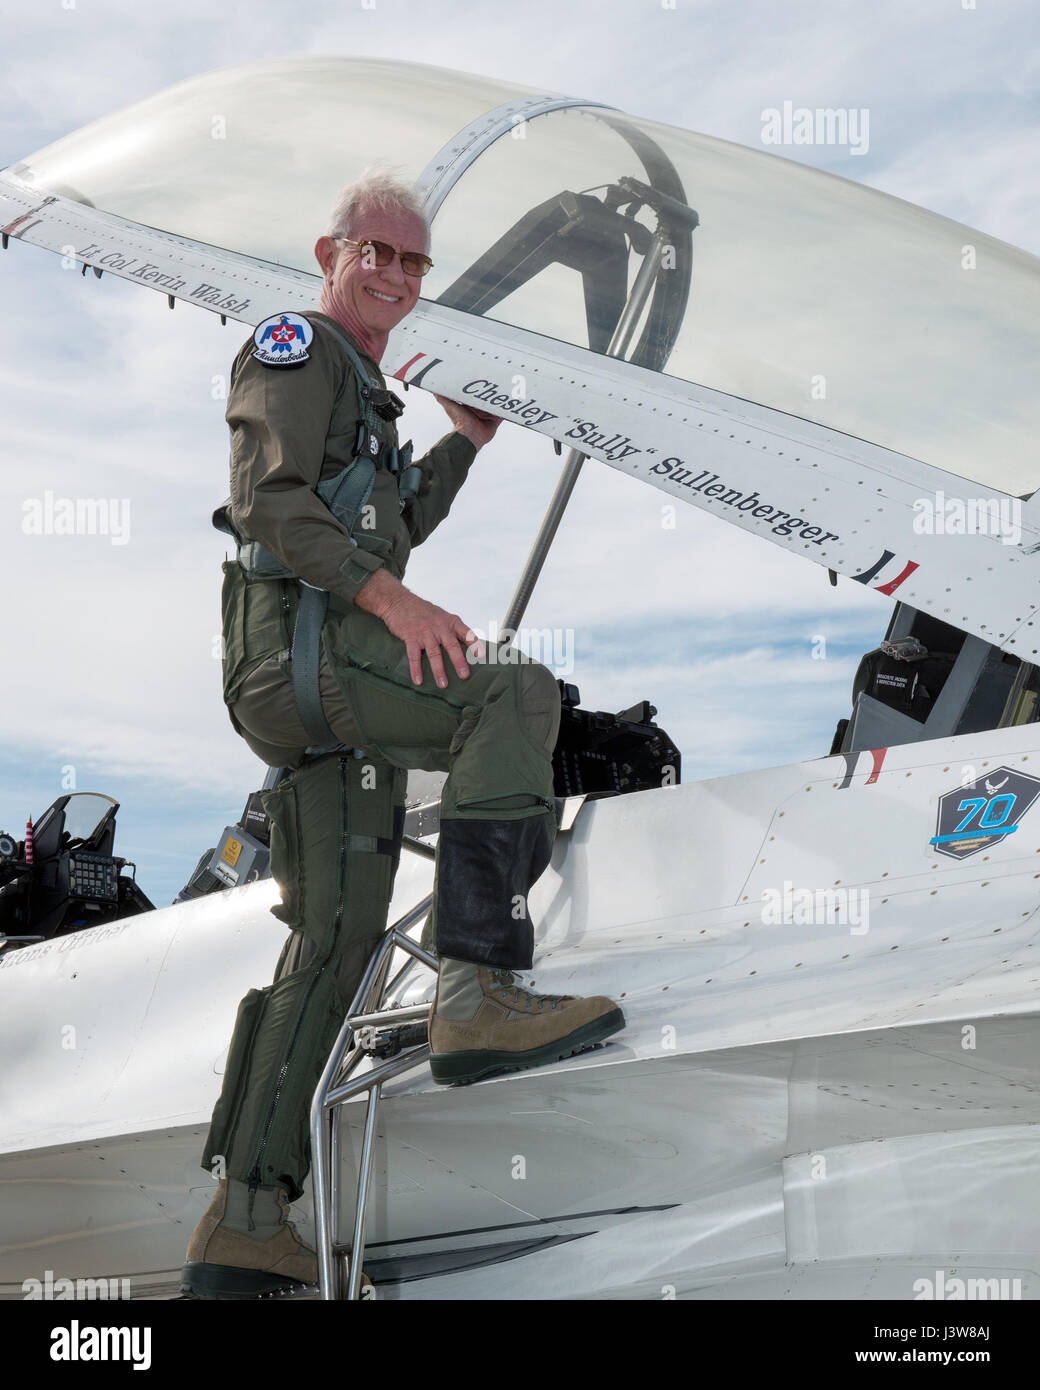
<box><xmin>181</xmin><ymin>1178</ymin><xmax>318</xmax><ymax>1299</ymax></box>
<box><xmin>428</xmin><ymin>958</ymin><xmax>625</xmax><ymax>1085</ymax></box>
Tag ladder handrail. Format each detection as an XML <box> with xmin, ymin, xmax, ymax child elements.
<box><xmin>309</xmin><ymin>897</ymin><xmax>438</xmax><ymax>1300</ymax></box>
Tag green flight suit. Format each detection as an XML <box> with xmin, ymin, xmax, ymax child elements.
<box><xmin>203</xmin><ymin>311</ymin><xmax>560</xmax><ymax>1203</ymax></box>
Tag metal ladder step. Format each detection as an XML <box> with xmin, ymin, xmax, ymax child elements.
<box><xmin>310</xmin><ymin>897</ymin><xmax>437</xmax><ymax>1300</ymax></box>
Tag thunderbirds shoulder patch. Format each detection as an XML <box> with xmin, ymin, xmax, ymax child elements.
<box><xmin>252</xmin><ymin>312</ymin><xmax>314</xmax><ymax>367</ymax></box>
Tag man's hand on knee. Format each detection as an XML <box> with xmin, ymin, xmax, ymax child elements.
<box><xmin>355</xmin><ymin>569</ymin><xmax>483</xmax><ymax>688</ymax></box>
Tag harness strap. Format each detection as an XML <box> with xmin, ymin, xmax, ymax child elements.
<box><xmin>290</xmin><ymin>583</ymin><xmax>343</xmax><ymax>752</ymax></box>
<box><xmin>317</xmin><ymin>319</ymin><xmax>382</xmax><ymax>426</ymax></box>
<box><xmin>315</xmin><ymin>456</ymin><xmax>376</xmax><ymax>530</ymax></box>
<box><xmin>286</xmin><ymin>321</ymin><xmax>393</xmax><ymax>753</ymax></box>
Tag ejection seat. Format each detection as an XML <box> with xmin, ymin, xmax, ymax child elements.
<box><xmin>831</xmin><ymin>601</ymin><xmax>1040</xmax><ymax>755</ymax></box>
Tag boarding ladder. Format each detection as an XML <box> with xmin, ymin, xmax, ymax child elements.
<box><xmin>307</xmin><ymin>833</ymin><xmax>439</xmax><ymax>1301</ymax></box>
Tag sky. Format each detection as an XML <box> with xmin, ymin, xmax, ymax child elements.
<box><xmin>0</xmin><ymin>0</ymin><xmax>1037</xmax><ymax>908</ymax></box>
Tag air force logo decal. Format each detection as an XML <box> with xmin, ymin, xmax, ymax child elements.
<box><xmin>930</xmin><ymin>765</ymin><xmax>1040</xmax><ymax>860</ymax></box>
<box><xmin>253</xmin><ymin>312</ymin><xmax>313</xmax><ymax>367</ymax></box>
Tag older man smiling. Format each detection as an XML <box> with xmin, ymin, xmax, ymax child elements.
<box><xmin>182</xmin><ymin>170</ymin><xmax>624</xmax><ymax>1299</ymax></box>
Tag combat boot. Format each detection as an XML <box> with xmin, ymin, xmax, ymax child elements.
<box><xmin>428</xmin><ymin>957</ymin><xmax>625</xmax><ymax>1086</ymax></box>
<box><xmin>181</xmin><ymin>1178</ymin><xmax>318</xmax><ymax>1299</ymax></box>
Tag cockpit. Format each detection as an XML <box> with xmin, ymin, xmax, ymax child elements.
<box><xmin>833</xmin><ymin>602</ymin><xmax>1040</xmax><ymax>757</ymax></box>
<box><xmin>0</xmin><ymin>793</ymin><xmax>153</xmax><ymax>948</ymax></box>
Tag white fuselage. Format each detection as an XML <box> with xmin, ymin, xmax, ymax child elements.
<box><xmin>2</xmin><ymin>723</ymin><xmax>1039</xmax><ymax>1300</ymax></box>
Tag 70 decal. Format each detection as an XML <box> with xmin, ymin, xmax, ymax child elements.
<box><xmin>930</xmin><ymin>767</ymin><xmax>1040</xmax><ymax>860</ymax></box>
<box><xmin>948</xmin><ymin>793</ymin><xmax>1017</xmax><ymax>838</ymax></box>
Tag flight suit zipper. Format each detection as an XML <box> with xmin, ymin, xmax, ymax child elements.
<box><xmin>247</xmin><ymin>755</ymin><xmax>350</xmax><ymax>1218</ymax></box>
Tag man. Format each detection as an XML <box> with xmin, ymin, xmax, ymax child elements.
<box><xmin>182</xmin><ymin>171</ymin><xmax>624</xmax><ymax>1299</ymax></box>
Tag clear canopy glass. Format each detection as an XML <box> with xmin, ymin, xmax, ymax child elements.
<box><xmin>7</xmin><ymin>57</ymin><xmax>546</xmax><ymax>268</ymax></box>
<box><xmin>9</xmin><ymin>58</ymin><xmax>1039</xmax><ymax>496</ymax></box>
<box><xmin>426</xmin><ymin>105</ymin><xmax>1040</xmax><ymax>498</ymax></box>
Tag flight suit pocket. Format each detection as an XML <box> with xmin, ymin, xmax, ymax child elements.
<box><xmin>262</xmin><ymin>776</ymin><xmax>300</xmax><ymax>932</ymax></box>
<box><xmin>221</xmin><ymin>564</ymin><xmax>292</xmax><ymax>705</ymax></box>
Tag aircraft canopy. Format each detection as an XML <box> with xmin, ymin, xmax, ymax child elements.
<box><xmin>8</xmin><ymin>57</ymin><xmax>1039</xmax><ymax>496</ymax></box>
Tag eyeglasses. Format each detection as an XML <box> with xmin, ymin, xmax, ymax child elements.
<box><xmin>335</xmin><ymin>237</ymin><xmax>433</xmax><ymax>279</ymax></box>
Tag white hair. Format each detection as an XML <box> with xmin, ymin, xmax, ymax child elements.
<box><xmin>325</xmin><ymin>168</ymin><xmax>430</xmax><ymax>250</ymax></box>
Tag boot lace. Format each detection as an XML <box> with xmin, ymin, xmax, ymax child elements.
<box><xmin>488</xmin><ymin>968</ymin><xmax>573</xmax><ymax>1012</ymax></box>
